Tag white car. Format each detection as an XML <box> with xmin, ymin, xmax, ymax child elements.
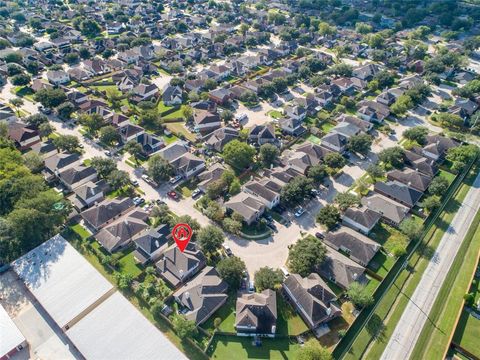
<box><xmin>294</xmin><ymin>207</ymin><xmax>305</xmax><ymax>217</ymax></box>
<box><xmin>169</xmin><ymin>175</ymin><xmax>182</xmax><ymax>185</ymax></box>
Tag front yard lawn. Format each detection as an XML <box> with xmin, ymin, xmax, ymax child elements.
<box><xmin>208</xmin><ymin>336</ymin><xmax>301</xmax><ymax>360</ymax></box>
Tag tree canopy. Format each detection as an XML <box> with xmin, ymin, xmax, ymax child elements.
<box><xmin>288</xmin><ymin>235</ymin><xmax>327</xmax><ymax>277</ymax></box>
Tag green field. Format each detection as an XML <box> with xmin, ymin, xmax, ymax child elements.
<box><xmin>118</xmin><ymin>249</ymin><xmax>144</xmax><ymax>278</ymax></box>
<box><xmin>453</xmin><ymin>310</ymin><xmax>480</xmax><ymax>358</ymax></box>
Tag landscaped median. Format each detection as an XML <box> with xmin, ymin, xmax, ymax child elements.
<box><xmin>334</xmin><ymin>159</ymin><xmax>478</xmax><ymax>360</ymax></box>
<box><xmin>410</xmin><ymin>209</ymin><xmax>480</xmax><ymax>359</ymax></box>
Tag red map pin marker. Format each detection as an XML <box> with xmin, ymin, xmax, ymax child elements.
<box><xmin>172</xmin><ymin>223</ymin><xmax>193</xmax><ymax>252</ymax></box>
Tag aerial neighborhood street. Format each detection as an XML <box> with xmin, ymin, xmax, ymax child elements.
<box><xmin>1</xmin><ymin>1</ymin><xmax>480</xmax><ymax>360</ymax></box>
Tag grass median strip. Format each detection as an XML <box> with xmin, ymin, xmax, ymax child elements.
<box><xmin>344</xmin><ymin>164</ymin><xmax>479</xmax><ymax>360</ymax></box>
<box><xmin>410</xmin><ymin>208</ymin><xmax>480</xmax><ymax>359</ymax></box>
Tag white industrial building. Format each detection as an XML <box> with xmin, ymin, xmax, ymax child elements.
<box><xmin>12</xmin><ymin>235</ymin><xmax>187</xmax><ymax>360</ymax></box>
<box><xmin>0</xmin><ymin>304</ymin><xmax>27</xmax><ymax>359</ymax></box>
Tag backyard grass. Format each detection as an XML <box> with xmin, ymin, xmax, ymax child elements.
<box><xmin>319</xmin><ymin>121</ymin><xmax>335</xmax><ymax>133</ymax></box>
<box><xmin>165</xmin><ymin>121</ymin><xmax>196</xmax><ymax>142</ymax></box>
<box><xmin>344</xmin><ymin>164</ymin><xmax>478</xmax><ymax>360</ymax></box>
<box><xmin>202</xmin><ymin>293</ymin><xmax>236</xmax><ymax>333</ymax></box>
<box><xmin>118</xmin><ymin>249</ymin><xmax>144</xmax><ymax>278</ymax></box>
<box><xmin>368</xmin><ymin>250</ymin><xmax>396</xmax><ymax>279</ymax></box>
<box><xmin>208</xmin><ymin>336</ymin><xmax>301</xmax><ymax>360</ymax></box>
<box><xmin>70</xmin><ymin>223</ymin><xmax>91</xmax><ymax>240</ymax></box>
<box><xmin>306</xmin><ymin>134</ymin><xmax>322</xmax><ymax>144</ymax></box>
<box><xmin>158</xmin><ymin>101</ymin><xmax>175</xmax><ymax>114</ymax></box>
<box><xmin>276</xmin><ymin>296</ymin><xmax>309</xmax><ymax>335</ymax></box>
<box><xmin>163</xmin><ymin>133</ymin><xmax>179</xmax><ymax>144</ymax></box>
<box><xmin>438</xmin><ymin>168</ymin><xmax>456</xmax><ymax>186</ymax></box>
<box><xmin>453</xmin><ymin>310</ymin><xmax>480</xmax><ymax>358</ymax></box>
<box><xmin>411</xmin><ymin>209</ymin><xmax>480</xmax><ymax>360</ymax></box>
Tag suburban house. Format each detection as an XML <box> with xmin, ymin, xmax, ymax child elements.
<box><xmin>321</xmin><ymin>132</ymin><xmax>348</xmax><ymax>153</ymax></box>
<box><xmin>31</xmin><ymin>140</ymin><xmax>58</xmax><ymax>159</ymax></box>
<box><xmin>421</xmin><ymin>135</ymin><xmax>459</xmax><ymax>162</ymax></box>
<box><xmin>69</xmin><ymin>180</ymin><xmax>107</xmax><ymax>211</ymax></box>
<box><xmin>44</xmin><ymin>152</ymin><xmax>81</xmax><ymax>179</ymax></box>
<box><xmin>280</xmin><ymin>143</ymin><xmax>331</xmax><ymax>175</ymax></box>
<box><xmin>404</xmin><ymin>150</ymin><xmax>439</xmax><ymax>177</ymax></box>
<box><xmin>132</xmin><ymin>224</ymin><xmax>171</xmax><ymax>265</ymax></box>
<box><xmin>203</xmin><ymin>127</ymin><xmax>239</xmax><ymax>152</ymax></box>
<box><xmin>57</xmin><ymin>165</ymin><xmax>97</xmax><ymax>192</ymax></box>
<box><xmin>162</xmin><ymin>85</ymin><xmax>183</xmax><ymax>106</ymax></box>
<box><xmin>173</xmin><ymin>266</ymin><xmax>228</xmax><ymax>325</ymax></box>
<box><xmin>81</xmin><ymin>197</ymin><xmax>135</xmax><ymax>232</ymax></box>
<box><xmin>155</xmin><ymin>243</ymin><xmax>206</xmax><ymax>287</ymax></box>
<box><xmin>279</xmin><ymin>117</ymin><xmax>306</xmax><ymax>136</ymax></box>
<box><xmin>361</xmin><ymin>193</ymin><xmax>410</xmax><ymax>227</ymax></box>
<box><xmin>235</xmin><ymin>290</ymin><xmax>277</xmax><ymax>337</ymax></box>
<box><xmin>131</xmin><ymin>83</ymin><xmax>159</xmax><ymax>103</ymax></box>
<box><xmin>225</xmin><ymin>192</ymin><xmax>266</xmax><ymax>225</ymax></box>
<box><xmin>46</xmin><ymin>70</ymin><xmax>70</xmax><ymax>85</ymax></box>
<box><xmin>317</xmin><ymin>247</ymin><xmax>367</xmax><ymax>290</ymax></box>
<box><xmin>135</xmin><ymin>133</ymin><xmax>165</xmax><ymax>157</ymax></box>
<box><xmin>387</xmin><ymin>168</ymin><xmax>432</xmax><ymax>193</ymax></box>
<box><xmin>158</xmin><ymin>141</ymin><xmax>205</xmax><ymax>180</ymax></box>
<box><xmin>197</xmin><ymin>163</ymin><xmax>227</xmax><ymax>192</ymax></box>
<box><xmin>323</xmin><ymin>227</ymin><xmax>380</xmax><ymax>267</ymax></box>
<box><xmin>342</xmin><ymin>207</ymin><xmax>381</xmax><ymax>235</ymax></box>
<box><xmin>95</xmin><ymin>209</ymin><xmax>149</xmax><ymax>253</ymax></box>
<box><xmin>242</xmin><ymin>180</ymin><xmax>280</xmax><ymax>209</ymax></box>
<box><xmin>248</xmin><ymin>124</ymin><xmax>277</xmax><ymax>146</ymax></box>
<box><xmin>118</xmin><ymin>123</ymin><xmax>145</xmax><ymax>144</ymax></box>
<box><xmin>193</xmin><ymin>110</ymin><xmax>222</xmax><ymax>134</ymax></box>
<box><xmin>374</xmin><ymin>181</ymin><xmax>423</xmax><ymax>208</ymax></box>
<box><xmin>284</xmin><ymin>104</ymin><xmax>307</xmax><ymax>121</ymax></box>
<box><xmin>357</xmin><ymin>100</ymin><xmax>390</xmax><ymax>123</ymax></box>
<box><xmin>8</xmin><ymin>122</ymin><xmax>41</xmax><ymax>150</ymax></box>
<box><xmin>283</xmin><ymin>273</ymin><xmax>341</xmax><ymax>329</ymax></box>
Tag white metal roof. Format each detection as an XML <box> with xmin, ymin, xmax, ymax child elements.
<box><xmin>66</xmin><ymin>291</ymin><xmax>187</xmax><ymax>360</ymax></box>
<box><xmin>12</xmin><ymin>234</ymin><xmax>114</xmax><ymax>329</ymax></box>
<box><xmin>0</xmin><ymin>304</ymin><xmax>25</xmax><ymax>357</ymax></box>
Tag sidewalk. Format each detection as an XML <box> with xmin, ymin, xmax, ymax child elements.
<box><xmin>380</xmin><ymin>170</ymin><xmax>480</xmax><ymax>360</ymax></box>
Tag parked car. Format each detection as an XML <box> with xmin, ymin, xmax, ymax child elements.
<box><xmin>133</xmin><ymin>197</ymin><xmax>145</xmax><ymax>206</ymax></box>
<box><xmin>248</xmin><ymin>280</ymin><xmax>255</xmax><ymax>293</ymax></box>
<box><xmin>130</xmin><ymin>179</ymin><xmax>139</xmax><ymax>187</ymax></box>
<box><xmin>267</xmin><ymin>222</ymin><xmax>278</xmax><ymax>232</ymax></box>
<box><xmin>222</xmin><ymin>244</ymin><xmax>233</xmax><ymax>257</ymax></box>
<box><xmin>104</xmin><ymin>150</ymin><xmax>112</xmax><ymax>157</ymax></box>
<box><xmin>167</xmin><ymin>191</ymin><xmax>178</xmax><ymax>200</ymax></box>
<box><xmin>315</xmin><ymin>232</ymin><xmax>325</xmax><ymax>239</ymax></box>
<box><xmin>263</xmin><ymin>213</ymin><xmax>273</xmax><ymax>223</ymax></box>
<box><xmin>169</xmin><ymin>175</ymin><xmax>182</xmax><ymax>185</ymax></box>
<box><xmin>191</xmin><ymin>189</ymin><xmax>203</xmax><ymax>199</ymax></box>
<box><xmin>280</xmin><ymin>267</ymin><xmax>290</xmax><ymax>278</ymax></box>
<box><xmin>156</xmin><ymin>199</ymin><xmax>166</xmax><ymax>205</ymax></box>
<box><xmin>294</xmin><ymin>207</ymin><xmax>305</xmax><ymax>217</ymax></box>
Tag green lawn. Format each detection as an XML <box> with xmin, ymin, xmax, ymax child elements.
<box><xmin>438</xmin><ymin>168</ymin><xmax>456</xmax><ymax>186</ymax></box>
<box><xmin>201</xmin><ymin>293</ymin><xmax>236</xmax><ymax>334</ymax></box>
<box><xmin>208</xmin><ymin>336</ymin><xmax>301</xmax><ymax>360</ymax></box>
<box><xmin>319</xmin><ymin>121</ymin><xmax>335</xmax><ymax>133</ymax></box>
<box><xmin>163</xmin><ymin>106</ymin><xmax>186</xmax><ymax>120</ymax></box>
<box><xmin>306</xmin><ymin>134</ymin><xmax>322</xmax><ymax>144</ymax></box>
<box><xmin>276</xmin><ymin>296</ymin><xmax>309</xmax><ymax>335</ymax></box>
<box><xmin>165</xmin><ymin>122</ymin><xmax>196</xmax><ymax>142</ymax></box>
<box><xmin>70</xmin><ymin>223</ymin><xmax>91</xmax><ymax>240</ymax></box>
<box><xmin>368</xmin><ymin>250</ymin><xmax>396</xmax><ymax>279</ymax></box>
<box><xmin>267</xmin><ymin>110</ymin><xmax>283</xmax><ymax>119</ymax></box>
<box><xmin>453</xmin><ymin>310</ymin><xmax>480</xmax><ymax>358</ymax></box>
<box><xmin>163</xmin><ymin>133</ymin><xmax>179</xmax><ymax>144</ymax></box>
<box><xmin>158</xmin><ymin>101</ymin><xmax>175</xmax><ymax>114</ymax></box>
<box><xmin>118</xmin><ymin>249</ymin><xmax>143</xmax><ymax>279</ymax></box>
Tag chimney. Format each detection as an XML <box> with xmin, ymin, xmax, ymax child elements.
<box><xmin>184</xmin><ymin>291</ymin><xmax>190</xmax><ymax>299</ymax></box>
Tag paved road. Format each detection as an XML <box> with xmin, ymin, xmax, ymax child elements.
<box><xmin>380</xmin><ymin>170</ymin><xmax>480</xmax><ymax>360</ymax></box>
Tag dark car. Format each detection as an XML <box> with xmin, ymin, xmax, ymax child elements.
<box><xmin>315</xmin><ymin>232</ymin><xmax>325</xmax><ymax>239</ymax></box>
<box><xmin>267</xmin><ymin>223</ymin><xmax>278</xmax><ymax>233</ymax></box>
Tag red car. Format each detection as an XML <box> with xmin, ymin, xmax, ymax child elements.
<box><xmin>167</xmin><ymin>191</ymin><xmax>178</xmax><ymax>200</ymax></box>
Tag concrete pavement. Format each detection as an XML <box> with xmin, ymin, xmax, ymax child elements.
<box><xmin>380</xmin><ymin>169</ymin><xmax>480</xmax><ymax>360</ymax></box>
